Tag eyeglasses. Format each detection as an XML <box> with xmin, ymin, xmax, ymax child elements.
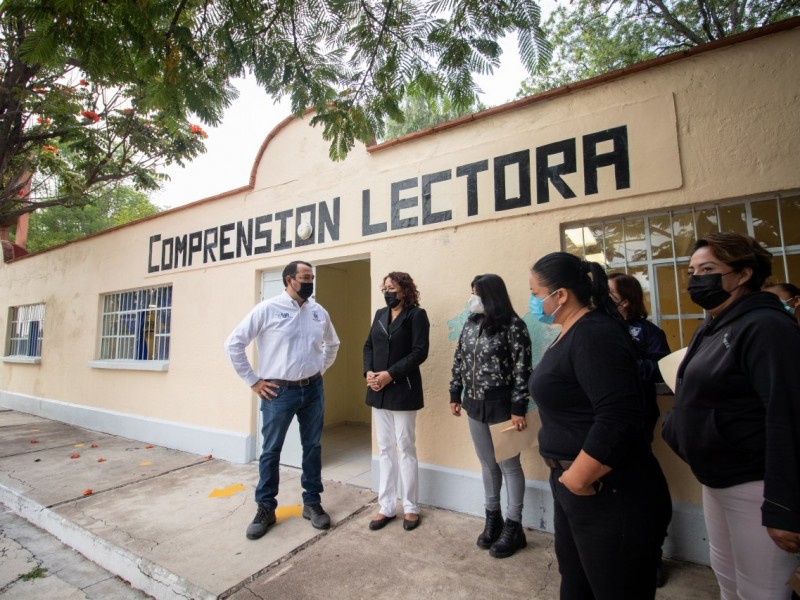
<box><xmin>380</xmin><ymin>288</ymin><xmax>397</xmax><ymax>293</ymax></box>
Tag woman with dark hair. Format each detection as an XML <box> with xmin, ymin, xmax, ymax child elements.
<box><xmin>607</xmin><ymin>273</ymin><xmax>671</xmax><ymax>438</ymax></box>
<box><xmin>764</xmin><ymin>281</ymin><xmax>800</xmax><ymax>324</ymax></box>
<box><xmin>364</xmin><ymin>272</ymin><xmax>430</xmax><ymax>531</ymax></box>
<box><xmin>663</xmin><ymin>233</ymin><xmax>800</xmax><ymax>599</ymax></box>
<box><xmin>449</xmin><ymin>274</ymin><xmax>532</xmax><ymax>558</ymax></box>
<box><xmin>528</xmin><ymin>252</ymin><xmax>671</xmax><ymax>599</ymax></box>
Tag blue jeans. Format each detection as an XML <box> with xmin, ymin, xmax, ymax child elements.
<box><xmin>256</xmin><ymin>378</ymin><xmax>324</xmax><ymax>509</ymax></box>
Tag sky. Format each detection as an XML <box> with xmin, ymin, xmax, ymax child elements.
<box><xmin>153</xmin><ymin>34</ymin><xmax>539</xmax><ymax>209</ymax></box>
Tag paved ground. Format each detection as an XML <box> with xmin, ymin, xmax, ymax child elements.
<box><xmin>0</xmin><ymin>408</ymin><xmax>721</xmax><ymax>599</ymax></box>
<box><xmin>0</xmin><ymin>508</ymin><xmax>151</xmax><ymax>599</ymax></box>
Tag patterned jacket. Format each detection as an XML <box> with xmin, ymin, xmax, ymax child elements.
<box><xmin>449</xmin><ymin>315</ymin><xmax>532</xmax><ymax>423</ymax></box>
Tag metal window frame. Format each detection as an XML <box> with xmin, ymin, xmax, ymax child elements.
<box><xmin>6</xmin><ymin>303</ymin><xmax>45</xmax><ymax>358</ymax></box>
<box><xmin>98</xmin><ymin>285</ymin><xmax>172</xmax><ymax>361</ymax></box>
<box><xmin>561</xmin><ymin>193</ymin><xmax>800</xmax><ymax>347</ymax></box>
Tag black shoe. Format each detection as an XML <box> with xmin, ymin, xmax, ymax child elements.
<box><xmin>303</xmin><ymin>503</ymin><xmax>331</xmax><ymax>530</ymax></box>
<box><xmin>477</xmin><ymin>509</ymin><xmax>504</xmax><ymax>549</ymax></box>
<box><xmin>369</xmin><ymin>514</ymin><xmax>397</xmax><ymax>531</ymax></box>
<box><xmin>403</xmin><ymin>514</ymin><xmax>421</xmax><ymax>531</ymax></box>
<box><xmin>246</xmin><ymin>503</ymin><xmax>276</xmax><ymax>540</ymax></box>
<box><xmin>489</xmin><ymin>519</ymin><xmax>527</xmax><ymax>558</ymax></box>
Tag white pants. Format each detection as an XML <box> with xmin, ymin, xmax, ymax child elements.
<box><xmin>373</xmin><ymin>408</ymin><xmax>419</xmax><ymax>516</ymax></box>
<box><xmin>703</xmin><ymin>481</ymin><xmax>799</xmax><ymax>600</ymax></box>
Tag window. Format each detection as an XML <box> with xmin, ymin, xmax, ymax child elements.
<box><xmin>6</xmin><ymin>303</ymin><xmax>45</xmax><ymax>359</ymax></box>
<box><xmin>563</xmin><ymin>194</ymin><xmax>800</xmax><ymax>349</ymax></box>
<box><xmin>98</xmin><ymin>285</ymin><xmax>172</xmax><ymax>362</ymax></box>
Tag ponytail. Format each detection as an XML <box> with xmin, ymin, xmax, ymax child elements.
<box><xmin>586</xmin><ymin>262</ymin><xmax>620</xmax><ymax>320</ymax></box>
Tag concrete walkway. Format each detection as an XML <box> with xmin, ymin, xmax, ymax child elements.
<box><xmin>0</xmin><ymin>408</ymin><xmax>720</xmax><ymax>599</ymax></box>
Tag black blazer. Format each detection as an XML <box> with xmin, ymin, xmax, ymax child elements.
<box><xmin>363</xmin><ymin>305</ymin><xmax>430</xmax><ymax>411</ymax></box>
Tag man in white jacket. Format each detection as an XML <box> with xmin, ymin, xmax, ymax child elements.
<box><xmin>225</xmin><ymin>260</ymin><xmax>340</xmax><ymax>540</ymax></box>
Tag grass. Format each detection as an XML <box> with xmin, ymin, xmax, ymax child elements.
<box><xmin>20</xmin><ymin>567</ymin><xmax>48</xmax><ymax>581</ymax></box>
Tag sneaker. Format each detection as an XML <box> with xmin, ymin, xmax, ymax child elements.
<box><xmin>302</xmin><ymin>503</ymin><xmax>331</xmax><ymax>530</ymax></box>
<box><xmin>246</xmin><ymin>503</ymin><xmax>276</xmax><ymax>540</ymax></box>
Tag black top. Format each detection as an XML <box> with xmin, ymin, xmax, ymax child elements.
<box><xmin>363</xmin><ymin>305</ymin><xmax>430</xmax><ymax>411</ymax></box>
<box><xmin>529</xmin><ymin>310</ymin><xmax>649</xmax><ymax>468</ymax></box>
<box><xmin>449</xmin><ymin>314</ymin><xmax>532</xmax><ymax>422</ymax></box>
<box><xmin>625</xmin><ymin>317</ymin><xmax>670</xmax><ymax>436</ymax></box>
<box><xmin>662</xmin><ymin>292</ymin><xmax>800</xmax><ymax>532</ymax></box>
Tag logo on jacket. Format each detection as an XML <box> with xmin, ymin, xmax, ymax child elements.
<box><xmin>312</xmin><ymin>311</ymin><xmax>320</xmax><ymax>322</ymax></box>
<box><xmin>722</xmin><ymin>332</ymin><xmax>731</xmax><ymax>349</ymax></box>
<box><xmin>279</xmin><ymin>312</ymin><xmax>290</xmax><ymax>319</ymax></box>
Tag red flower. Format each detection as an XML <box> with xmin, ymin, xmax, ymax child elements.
<box><xmin>90</xmin><ymin>443</ymin><xmax>99</xmax><ymax>448</ymax></box>
<box><xmin>70</xmin><ymin>453</ymin><xmax>80</xmax><ymax>459</ymax></box>
<box><xmin>42</xmin><ymin>145</ymin><xmax>58</xmax><ymax>153</ymax></box>
<box><xmin>30</xmin><ymin>439</ymin><xmax>38</xmax><ymax>443</ymax></box>
<box><xmin>81</xmin><ymin>110</ymin><xmax>101</xmax><ymax>123</ymax></box>
<box><xmin>79</xmin><ymin>79</ymin><xmax>89</xmax><ymax>86</ymax></box>
<box><xmin>82</xmin><ymin>489</ymin><xmax>93</xmax><ymax>496</ymax></box>
<box><xmin>190</xmin><ymin>124</ymin><xmax>208</xmax><ymax>138</ymax></box>
<box><xmin>97</xmin><ymin>458</ymin><xmax>106</xmax><ymax>463</ymax></box>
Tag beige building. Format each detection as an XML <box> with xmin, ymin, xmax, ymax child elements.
<box><xmin>3</xmin><ymin>18</ymin><xmax>799</xmax><ymax>565</ymax></box>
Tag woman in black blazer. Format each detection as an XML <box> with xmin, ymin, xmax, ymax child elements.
<box><xmin>363</xmin><ymin>272</ymin><xmax>430</xmax><ymax>532</ymax></box>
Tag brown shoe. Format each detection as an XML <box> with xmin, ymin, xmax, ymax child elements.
<box><xmin>403</xmin><ymin>513</ymin><xmax>421</xmax><ymax>531</ymax></box>
<box><xmin>369</xmin><ymin>514</ymin><xmax>396</xmax><ymax>531</ymax></box>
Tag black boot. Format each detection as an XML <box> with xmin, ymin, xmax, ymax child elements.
<box><xmin>489</xmin><ymin>519</ymin><xmax>527</xmax><ymax>558</ymax></box>
<box><xmin>476</xmin><ymin>509</ymin><xmax>504</xmax><ymax>549</ymax></box>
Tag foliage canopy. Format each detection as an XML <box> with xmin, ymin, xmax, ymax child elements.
<box><xmin>518</xmin><ymin>0</ymin><xmax>800</xmax><ymax>95</ymax></box>
<box><xmin>1</xmin><ymin>0</ymin><xmax>552</xmax><ymax>223</ymax></box>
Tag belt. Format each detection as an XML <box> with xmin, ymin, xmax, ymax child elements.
<box><xmin>544</xmin><ymin>457</ymin><xmax>574</xmax><ymax>470</ymax></box>
<box><xmin>264</xmin><ymin>373</ymin><xmax>321</xmax><ymax>388</ymax></box>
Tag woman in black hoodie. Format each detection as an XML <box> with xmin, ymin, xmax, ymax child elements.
<box><xmin>663</xmin><ymin>233</ymin><xmax>800</xmax><ymax>600</ymax></box>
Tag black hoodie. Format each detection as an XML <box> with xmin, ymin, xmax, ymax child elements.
<box><xmin>662</xmin><ymin>292</ymin><xmax>800</xmax><ymax>531</ymax></box>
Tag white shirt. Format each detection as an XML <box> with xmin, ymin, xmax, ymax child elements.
<box><xmin>224</xmin><ymin>291</ymin><xmax>340</xmax><ymax>386</ymax></box>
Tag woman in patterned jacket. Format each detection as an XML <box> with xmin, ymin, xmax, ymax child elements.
<box><xmin>449</xmin><ymin>274</ymin><xmax>532</xmax><ymax>558</ymax></box>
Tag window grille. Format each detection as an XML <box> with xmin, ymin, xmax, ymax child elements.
<box><xmin>562</xmin><ymin>194</ymin><xmax>800</xmax><ymax>350</ymax></box>
<box><xmin>99</xmin><ymin>285</ymin><xmax>172</xmax><ymax>361</ymax></box>
<box><xmin>7</xmin><ymin>303</ymin><xmax>45</xmax><ymax>357</ymax></box>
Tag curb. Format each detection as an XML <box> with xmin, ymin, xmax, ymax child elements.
<box><xmin>0</xmin><ymin>483</ymin><xmax>214</xmax><ymax>600</ymax></box>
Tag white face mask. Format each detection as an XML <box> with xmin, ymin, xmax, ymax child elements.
<box><xmin>468</xmin><ymin>294</ymin><xmax>484</xmax><ymax>314</ymax></box>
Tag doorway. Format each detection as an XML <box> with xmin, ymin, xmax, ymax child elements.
<box><xmin>315</xmin><ymin>259</ymin><xmax>372</xmax><ymax>489</ymax></box>
<box><xmin>257</xmin><ymin>259</ymin><xmax>372</xmax><ymax>489</ymax></box>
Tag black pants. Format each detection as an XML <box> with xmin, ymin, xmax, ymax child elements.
<box><xmin>550</xmin><ymin>454</ymin><xmax>672</xmax><ymax>600</ymax></box>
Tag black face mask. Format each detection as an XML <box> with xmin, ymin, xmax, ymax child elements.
<box><xmin>687</xmin><ymin>273</ymin><xmax>731</xmax><ymax>310</ymax></box>
<box><xmin>294</xmin><ymin>280</ymin><xmax>314</xmax><ymax>300</ymax></box>
<box><xmin>384</xmin><ymin>291</ymin><xmax>401</xmax><ymax>309</ymax></box>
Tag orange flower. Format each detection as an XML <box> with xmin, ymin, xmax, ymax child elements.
<box><xmin>145</xmin><ymin>444</ymin><xmax>154</xmax><ymax>449</ymax></box>
<box><xmin>190</xmin><ymin>124</ymin><xmax>208</xmax><ymax>137</ymax></box>
<box><xmin>43</xmin><ymin>145</ymin><xmax>58</xmax><ymax>153</ymax></box>
<box><xmin>82</xmin><ymin>489</ymin><xmax>93</xmax><ymax>496</ymax></box>
<box><xmin>81</xmin><ymin>110</ymin><xmax>100</xmax><ymax>123</ymax></box>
